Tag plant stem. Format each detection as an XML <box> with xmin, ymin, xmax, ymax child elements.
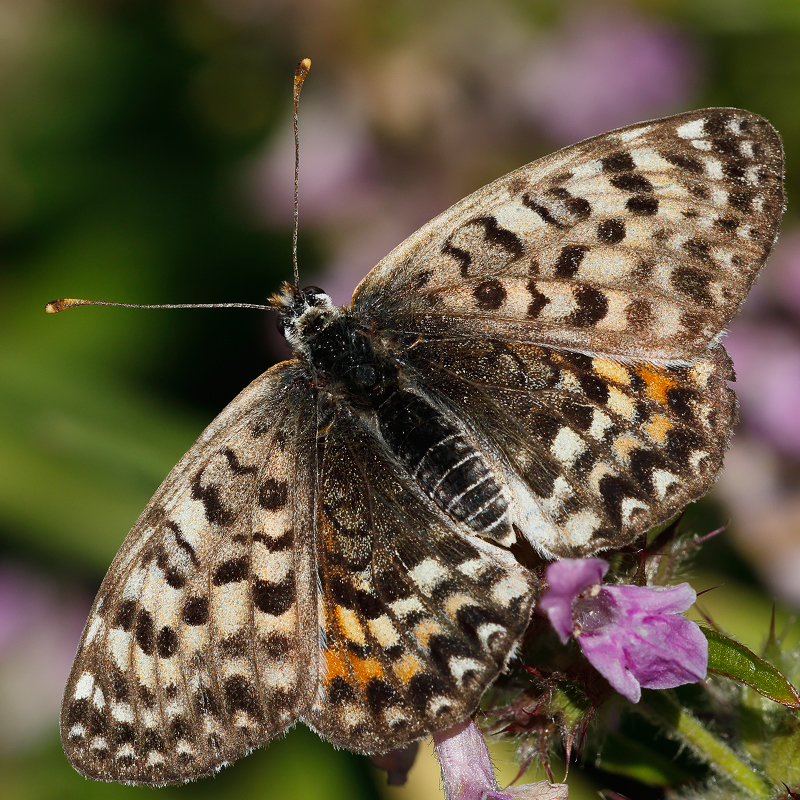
<box><xmin>643</xmin><ymin>691</ymin><xmax>774</xmax><ymax>798</ymax></box>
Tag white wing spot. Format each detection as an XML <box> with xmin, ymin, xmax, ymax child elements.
<box><xmin>653</xmin><ymin>469</ymin><xmax>679</xmax><ymax>500</ymax></box>
<box><xmin>477</xmin><ymin>622</ymin><xmax>505</xmax><ymax>649</ymax></box>
<box><xmin>621</xmin><ymin>496</ymin><xmax>649</xmax><ymax>523</ymax></box>
<box><xmin>563</xmin><ymin>509</ymin><xmax>601</xmax><ymax>546</ymax></box>
<box><xmin>551</xmin><ymin>426</ymin><xmax>586</xmax><ymax>465</ymax></box>
<box><xmin>448</xmin><ymin>656</ymin><xmax>485</xmax><ymax>684</ymax></box>
<box><xmin>701</xmin><ymin>157</ymin><xmax>723</xmax><ymax>180</ymax></box>
<box><xmin>409</xmin><ymin>558</ymin><xmax>450</xmax><ymax>593</ymax></box>
<box><xmin>85</xmin><ymin>615</ymin><xmax>103</xmax><ymax>645</ymax></box>
<box><xmin>618</xmin><ymin>125</ymin><xmax>651</xmax><ymax>142</ymax></box>
<box><xmin>427</xmin><ymin>696</ymin><xmax>453</xmax><ymax>717</ymax></box>
<box><xmin>389</xmin><ymin>596</ymin><xmax>426</xmax><ymax>619</ymax></box>
<box><xmin>74</xmin><ymin>672</ymin><xmax>94</xmax><ymax>700</ymax></box>
<box><xmin>676</xmin><ymin>118</ymin><xmax>706</xmax><ymax>138</ymax></box>
<box><xmin>588</xmin><ymin>409</ymin><xmax>613</xmax><ymax>440</ymax></box>
<box><xmin>109</xmin><ymin>629</ymin><xmax>133</xmax><ymax>671</ymax></box>
<box><xmin>492</xmin><ymin>573</ymin><xmax>529</xmax><ymax>605</ymax></box>
<box><xmin>456</xmin><ymin>558</ymin><xmax>488</xmax><ymax>579</ymax></box>
<box><xmin>111</xmin><ymin>702</ymin><xmax>134</xmax><ymax>723</ymax></box>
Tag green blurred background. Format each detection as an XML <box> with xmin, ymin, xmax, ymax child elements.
<box><xmin>2</xmin><ymin>1</ymin><xmax>800</xmax><ymax>798</ymax></box>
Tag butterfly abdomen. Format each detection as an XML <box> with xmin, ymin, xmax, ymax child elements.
<box><xmin>377</xmin><ymin>389</ymin><xmax>511</xmax><ymax>541</ymax></box>
<box><xmin>300</xmin><ymin>309</ymin><xmax>513</xmax><ymax>541</ymax></box>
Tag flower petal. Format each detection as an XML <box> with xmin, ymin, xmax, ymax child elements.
<box><xmin>607</xmin><ymin>582</ymin><xmax>697</xmax><ymax>616</ymax></box>
<box><xmin>578</xmin><ymin>586</ymin><xmax>707</xmax><ymax>701</ymax></box>
<box><xmin>433</xmin><ymin>719</ymin><xmax>498</xmax><ymax>800</ymax></box>
<box><xmin>541</xmin><ymin>559</ymin><xmax>608</xmax><ymax>642</ymax></box>
<box><xmin>579</xmin><ymin>629</ymin><xmax>644</xmax><ymax>702</ymax></box>
<box><xmin>621</xmin><ymin>615</ymin><xmax>708</xmax><ymax>690</ymax></box>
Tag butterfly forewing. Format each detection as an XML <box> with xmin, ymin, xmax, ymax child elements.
<box><xmin>353</xmin><ymin>107</ymin><xmax>783</xmax><ymax>556</ymax></box>
<box><xmin>61</xmin><ymin>363</ymin><xmax>319</xmax><ymax>785</ymax></box>
<box><xmin>353</xmin><ymin>108</ymin><xmax>783</xmax><ymax>362</ymax></box>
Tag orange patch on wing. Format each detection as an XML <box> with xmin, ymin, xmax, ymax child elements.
<box><xmin>612</xmin><ymin>434</ymin><xmax>639</xmax><ymax>460</ymax></box>
<box><xmin>349</xmin><ymin>657</ymin><xmax>384</xmax><ymax>684</ymax></box>
<box><xmin>394</xmin><ymin>653</ymin><xmax>423</xmax><ymax>683</ymax></box>
<box><xmin>413</xmin><ymin>619</ymin><xmax>442</xmax><ymax>648</ymax></box>
<box><xmin>592</xmin><ymin>357</ymin><xmax>631</xmax><ymax>386</ymax></box>
<box><xmin>443</xmin><ymin>593</ymin><xmax>473</xmax><ymax>621</ymax></box>
<box><xmin>323</xmin><ymin>647</ymin><xmax>349</xmax><ymax>681</ymax></box>
<box><xmin>643</xmin><ymin>414</ymin><xmax>672</xmax><ymax>444</ymax></box>
<box><xmin>637</xmin><ymin>367</ymin><xmax>677</xmax><ymax>405</ymax></box>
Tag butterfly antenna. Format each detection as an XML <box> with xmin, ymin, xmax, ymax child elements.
<box><xmin>47</xmin><ymin>60</ymin><xmax>315</xmax><ymax>317</ymax></box>
<box><xmin>293</xmin><ymin>57</ymin><xmax>311</xmax><ymax>288</ymax></box>
<box><xmin>45</xmin><ymin>299</ymin><xmax>271</xmax><ymax>313</ymax></box>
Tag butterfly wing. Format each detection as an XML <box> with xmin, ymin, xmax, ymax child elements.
<box><xmin>61</xmin><ymin>362</ymin><xmax>319</xmax><ymax>786</ymax></box>
<box><xmin>351</xmin><ymin>108</ymin><xmax>783</xmax><ymax>555</ymax></box>
<box><xmin>353</xmin><ymin>108</ymin><xmax>783</xmax><ymax>362</ymax></box>
<box><xmin>303</xmin><ymin>408</ymin><xmax>534</xmax><ymax>753</ymax></box>
<box><xmin>401</xmin><ymin>336</ymin><xmax>735</xmax><ymax>557</ymax></box>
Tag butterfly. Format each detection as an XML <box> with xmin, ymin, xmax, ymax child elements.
<box><xmin>61</xmin><ymin>108</ymin><xmax>784</xmax><ymax>785</ymax></box>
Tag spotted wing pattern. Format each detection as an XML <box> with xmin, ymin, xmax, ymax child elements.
<box><xmin>61</xmin><ymin>363</ymin><xmax>319</xmax><ymax>785</ymax></box>
<box><xmin>304</xmin><ymin>412</ymin><xmax>533</xmax><ymax>752</ymax></box>
<box><xmin>402</xmin><ymin>336</ymin><xmax>735</xmax><ymax>557</ymax></box>
<box><xmin>354</xmin><ymin>108</ymin><xmax>784</xmax><ymax>362</ymax></box>
<box><xmin>353</xmin><ymin>107</ymin><xmax>783</xmax><ymax>554</ymax></box>
<box><xmin>60</xmin><ymin>361</ymin><xmax>533</xmax><ymax>784</ymax></box>
<box><xmin>61</xmin><ymin>107</ymin><xmax>784</xmax><ymax>786</ymax></box>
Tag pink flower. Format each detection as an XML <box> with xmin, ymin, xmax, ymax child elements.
<box><xmin>519</xmin><ymin>12</ymin><xmax>700</xmax><ymax>144</ymax></box>
<box><xmin>540</xmin><ymin>559</ymin><xmax>707</xmax><ymax>703</ymax></box>
<box><xmin>0</xmin><ymin>562</ymin><xmax>89</xmax><ymax>752</ymax></box>
<box><xmin>724</xmin><ymin>322</ymin><xmax>800</xmax><ymax>457</ymax></box>
<box><xmin>433</xmin><ymin>718</ymin><xmax>568</xmax><ymax>800</ymax></box>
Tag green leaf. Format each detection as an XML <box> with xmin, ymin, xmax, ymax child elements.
<box><xmin>702</xmin><ymin>625</ymin><xmax>800</xmax><ymax>709</ymax></box>
<box><xmin>595</xmin><ymin>732</ymin><xmax>693</xmax><ymax>786</ymax></box>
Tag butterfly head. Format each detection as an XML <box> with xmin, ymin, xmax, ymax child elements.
<box><xmin>271</xmin><ymin>282</ymin><xmax>337</xmax><ymax>353</ymax></box>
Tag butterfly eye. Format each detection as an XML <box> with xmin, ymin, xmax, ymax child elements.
<box><xmin>301</xmin><ymin>286</ymin><xmax>326</xmax><ymax>306</ymax></box>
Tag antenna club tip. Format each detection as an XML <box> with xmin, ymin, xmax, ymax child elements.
<box><xmin>294</xmin><ymin>57</ymin><xmax>311</xmax><ymax>88</ymax></box>
<box><xmin>45</xmin><ymin>298</ymin><xmax>85</xmax><ymax>313</ymax></box>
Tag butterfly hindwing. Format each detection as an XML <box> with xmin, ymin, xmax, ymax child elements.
<box><xmin>61</xmin><ymin>363</ymin><xmax>318</xmax><ymax>785</ymax></box>
<box><xmin>402</xmin><ymin>336</ymin><xmax>736</xmax><ymax>556</ymax></box>
<box><xmin>353</xmin><ymin>108</ymin><xmax>783</xmax><ymax>362</ymax></box>
<box><xmin>305</xmin><ymin>410</ymin><xmax>534</xmax><ymax>752</ymax></box>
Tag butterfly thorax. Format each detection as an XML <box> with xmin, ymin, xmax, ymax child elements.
<box><xmin>273</xmin><ymin>283</ymin><xmax>396</xmax><ymax>398</ymax></box>
<box><xmin>273</xmin><ymin>283</ymin><xmax>513</xmax><ymax>544</ymax></box>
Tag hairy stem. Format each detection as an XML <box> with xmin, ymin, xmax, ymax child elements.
<box><xmin>642</xmin><ymin>691</ymin><xmax>774</xmax><ymax>798</ymax></box>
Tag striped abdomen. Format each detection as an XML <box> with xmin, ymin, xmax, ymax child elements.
<box><xmin>378</xmin><ymin>390</ymin><xmax>510</xmax><ymax>539</ymax></box>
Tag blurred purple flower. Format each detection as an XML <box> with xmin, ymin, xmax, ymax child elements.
<box><xmin>251</xmin><ymin>94</ymin><xmax>380</xmax><ymax>227</ymax></box>
<box><xmin>0</xmin><ymin>562</ymin><xmax>89</xmax><ymax>752</ymax></box>
<box><xmin>541</xmin><ymin>559</ymin><xmax>707</xmax><ymax>703</ymax></box>
<box><xmin>433</xmin><ymin>718</ymin><xmax>568</xmax><ymax>800</ymax></box>
<box><xmin>755</xmin><ymin>229</ymin><xmax>800</xmax><ymax>317</ymax></box>
<box><xmin>725</xmin><ymin>321</ymin><xmax>800</xmax><ymax>458</ymax></box>
<box><xmin>518</xmin><ymin>11</ymin><xmax>700</xmax><ymax>144</ymax></box>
